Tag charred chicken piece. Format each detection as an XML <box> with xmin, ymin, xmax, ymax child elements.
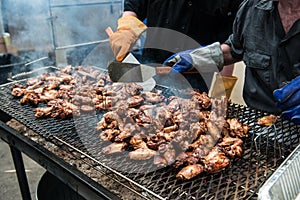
<box><xmin>190</xmin><ymin>122</ymin><xmax>207</xmax><ymax>141</ymax></box>
<box><xmin>128</xmin><ymin>147</ymin><xmax>156</xmax><ymax>160</ymax></box>
<box><xmin>11</xmin><ymin>87</ymin><xmax>25</xmax><ymax>97</ymax></box>
<box><xmin>189</xmin><ymin>134</ymin><xmax>215</xmax><ymax>149</ymax></box>
<box><xmin>26</xmin><ymin>78</ymin><xmax>40</xmax><ymax>86</ymax></box>
<box><xmin>209</xmin><ymin>110</ymin><xmax>226</xmax><ymax>130</ymax></box>
<box><xmin>176</xmin><ymin>164</ymin><xmax>204</xmax><ymax>180</ymax></box>
<box><xmin>47</xmin><ymin>99</ymin><xmax>74</xmax><ymax>119</ymax></box>
<box><xmin>163</xmin><ymin>124</ymin><xmax>178</xmax><ymax>134</ymax></box>
<box><xmin>34</xmin><ymin>106</ymin><xmax>54</xmax><ymax>118</ymax></box>
<box><xmin>20</xmin><ymin>92</ymin><xmax>40</xmax><ymax>105</ymax></box>
<box><xmin>130</xmin><ymin>135</ymin><xmax>147</xmax><ymax>150</ymax></box>
<box><xmin>96</xmin><ymin>111</ymin><xmax>122</xmax><ymax>130</ymax></box>
<box><xmin>128</xmin><ymin>135</ymin><xmax>156</xmax><ymax>160</ymax></box>
<box><xmin>191</xmin><ymin>92</ymin><xmax>212</xmax><ymax>109</ymax></box>
<box><xmin>158</xmin><ymin>143</ymin><xmax>176</xmax><ymax>165</ymax></box>
<box><xmin>153</xmin><ymin>153</ymin><xmax>168</xmax><ymax>167</ymax></box>
<box><xmin>227</xmin><ymin>118</ymin><xmax>249</xmax><ymax>138</ymax></box>
<box><xmin>127</xmin><ymin>95</ymin><xmax>144</xmax><ymax>108</ymax></box>
<box><xmin>172</xmin><ymin>130</ymin><xmax>193</xmax><ymax>151</ymax></box>
<box><xmin>102</xmin><ymin>142</ymin><xmax>127</xmax><ymax>154</ymax></box>
<box><xmin>206</xmin><ymin>120</ymin><xmax>222</xmax><ymax>141</ymax></box>
<box><xmin>173</xmin><ymin>152</ymin><xmax>189</xmax><ymax>168</ymax></box>
<box><xmin>99</xmin><ymin>129</ymin><xmax>121</xmax><ymax>141</ymax></box>
<box><xmin>39</xmin><ymin>90</ymin><xmax>58</xmax><ymax>102</ymax></box>
<box><xmin>257</xmin><ymin>115</ymin><xmax>278</xmax><ymax>126</ymax></box>
<box><xmin>136</xmin><ymin>105</ymin><xmax>167</xmax><ymax>132</ymax></box>
<box><xmin>202</xmin><ymin>146</ymin><xmax>230</xmax><ymax>173</ymax></box>
<box><xmin>60</xmin><ymin>65</ymin><xmax>73</xmax><ymax>74</ymax></box>
<box><xmin>146</xmin><ymin>134</ymin><xmax>166</xmax><ymax>150</ymax></box>
<box><xmin>185</xmin><ymin>146</ymin><xmax>210</xmax><ymax>166</ymax></box>
<box><xmin>142</xmin><ymin>91</ymin><xmax>165</xmax><ymax>104</ymax></box>
<box><xmin>218</xmin><ymin>136</ymin><xmax>243</xmax><ymax>158</ymax></box>
<box><xmin>114</xmin><ymin>130</ymin><xmax>132</xmax><ymax>142</ymax></box>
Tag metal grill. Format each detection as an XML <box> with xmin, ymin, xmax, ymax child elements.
<box><xmin>0</xmin><ymin>76</ymin><xmax>299</xmax><ymax>200</ymax></box>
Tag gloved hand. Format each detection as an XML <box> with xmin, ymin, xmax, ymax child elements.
<box><xmin>273</xmin><ymin>75</ymin><xmax>300</xmax><ymax>124</ymax></box>
<box><xmin>109</xmin><ymin>16</ymin><xmax>147</xmax><ymax>62</ymax></box>
<box><xmin>163</xmin><ymin>49</ymin><xmax>194</xmax><ymax>72</ymax></box>
<box><xmin>163</xmin><ymin>42</ymin><xmax>224</xmax><ymax>73</ymax></box>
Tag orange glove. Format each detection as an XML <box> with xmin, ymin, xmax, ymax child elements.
<box><xmin>109</xmin><ymin>16</ymin><xmax>147</xmax><ymax>62</ymax></box>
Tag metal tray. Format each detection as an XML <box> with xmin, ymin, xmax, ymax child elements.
<box><xmin>258</xmin><ymin>144</ymin><xmax>300</xmax><ymax>200</ymax></box>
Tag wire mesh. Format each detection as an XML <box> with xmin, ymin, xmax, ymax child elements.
<box><xmin>0</xmin><ymin>78</ymin><xmax>299</xmax><ymax>200</ymax></box>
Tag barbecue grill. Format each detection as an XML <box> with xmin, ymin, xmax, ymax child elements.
<box><xmin>0</xmin><ymin>66</ymin><xmax>299</xmax><ymax>200</ymax></box>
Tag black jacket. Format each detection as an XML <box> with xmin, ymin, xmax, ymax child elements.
<box><xmin>225</xmin><ymin>0</ymin><xmax>300</xmax><ymax>113</ymax></box>
<box><xmin>124</xmin><ymin>0</ymin><xmax>242</xmax><ymax>63</ymax></box>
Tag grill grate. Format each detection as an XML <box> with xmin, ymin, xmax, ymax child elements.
<box><xmin>0</xmin><ymin>79</ymin><xmax>299</xmax><ymax>200</ymax></box>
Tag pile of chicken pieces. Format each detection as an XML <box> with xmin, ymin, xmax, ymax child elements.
<box><xmin>11</xmin><ymin>66</ymin><xmax>123</xmax><ymax>118</ymax></box>
<box><xmin>94</xmin><ymin>80</ymin><xmax>249</xmax><ymax>180</ymax></box>
<box><xmin>11</xmin><ymin>65</ymin><xmax>249</xmax><ymax>180</ymax></box>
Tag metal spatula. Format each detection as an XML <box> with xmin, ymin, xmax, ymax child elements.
<box><xmin>108</xmin><ymin>61</ymin><xmax>172</xmax><ymax>82</ymax></box>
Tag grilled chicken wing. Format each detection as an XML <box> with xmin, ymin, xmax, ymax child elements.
<box><xmin>176</xmin><ymin>164</ymin><xmax>204</xmax><ymax>180</ymax></box>
<box><xmin>128</xmin><ymin>147</ymin><xmax>156</xmax><ymax>160</ymax></box>
<box><xmin>257</xmin><ymin>115</ymin><xmax>278</xmax><ymax>126</ymax></box>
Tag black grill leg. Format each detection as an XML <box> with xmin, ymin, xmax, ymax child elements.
<box><xmin>10</xmin><ymin>145</ymin><xmax>32</xmax><ymax>200</ymax></box>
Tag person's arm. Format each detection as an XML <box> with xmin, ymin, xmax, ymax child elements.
<box><xmin>122</xmin><ymin>11</ymin><xmax>137</xmax><ymax>17</ymax></box>
<box><xmin>163</xmin><ymin>42</ymin><xmax>243</xmax><ymax>73</ymax></box>
<box><xmin>221</xmin><ymin>44</ymin><xmax>242</xmax><ymax>66</ymax></box>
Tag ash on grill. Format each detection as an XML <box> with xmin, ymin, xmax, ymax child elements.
<box><xmin>10</xmin><ymin>65</ymin><xmax>250</xmax><ymax>180</ymax></box>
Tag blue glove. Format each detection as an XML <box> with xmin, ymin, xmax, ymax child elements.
<box><xmin>163</xmin><ymin>42</ymin><xmax>224</xmax><ymax>73</ymax></box>
<box><xmin>163</xmin><ymin>49</ymin><xmax>194</xmax><ymax>72</ymax></box>
<box><xmin>281</xmin><ymin>104</ymin><xmax>300</xmax><ymax>124</ymax></box>
<box><xmin>274</xmin><ymin>75</ymin><xmax>300</xmax><ymax>124</ymax></box>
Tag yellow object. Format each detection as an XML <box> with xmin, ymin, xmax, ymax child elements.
<box><xmin>3</xmin><ymin>33</ymin><xmax>11</xmax><ymax>46</ymax></box>
<box><xmin>110</xmin><ymin>16</ymin><xmax>147</xmax><ymax>62</ymax></box>
<box><xmin>210</xmin><ymin>74</ymin><xmax>238</xmax><ymax>99</ymax></box>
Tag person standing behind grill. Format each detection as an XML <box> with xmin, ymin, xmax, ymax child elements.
<box><xmin>164</xmin><ymin>0</ymin><xmax>300</xmax><ymax>124</ymax></box>
<box><xmin>108</xmin><ymin>0</ymin><xmax>243</xmax><ymax>93</ymax></box>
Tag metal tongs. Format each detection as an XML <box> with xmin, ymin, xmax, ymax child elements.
<box><xmin>254</xmin><ymin>124</ymin><xmax>282</xmax><ymax>157</ymax></box>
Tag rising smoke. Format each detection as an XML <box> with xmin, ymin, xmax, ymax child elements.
<box><xmin>4</xmin><ymin>0</ymin><xmax>122</xmax><ymax>67</ymax></box>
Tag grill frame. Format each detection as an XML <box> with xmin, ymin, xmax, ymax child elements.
<box><xmin>0</xmin><ymin>69</ymin><xmax>299</xmax><ymax>200</ymax></box>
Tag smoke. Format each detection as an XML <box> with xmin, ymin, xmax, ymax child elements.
<box><xmin>4</xmin><ymin>0</ymin><xmax>122</xmax><ymax>67</ymax></box>
<box><xmin>5</xmin><ymin>0</ymin><xmax>52</xmax><ymax>52</ymax></box>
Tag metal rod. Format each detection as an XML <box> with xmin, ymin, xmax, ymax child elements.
<box><xmin>48</xmin><ymin>0</ymin><xmax>57</xmax><ymax>49</ymax></box>
<box><xmin>24</xmin><ymin>57</ymin><xmax>48</xmax><ymax>66</ymax></box>
<box><xmin>10</xmin><ymin>66</ymin><xmax>60</xmax><ymax>80</ymax></box>
<box><xmin>10</xmin><ymin>145</ymin><xmax>32</xmax><ymax>200</ymax></box>
<box><xmin>50</xmin><ymin>1</ymin><xmax>122</xmax><ymax>8</ymax></box>
<box><xmin>55</xmin><ymin>39</ymin><xmax>109</xmax><ymax>50</ymax></box>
